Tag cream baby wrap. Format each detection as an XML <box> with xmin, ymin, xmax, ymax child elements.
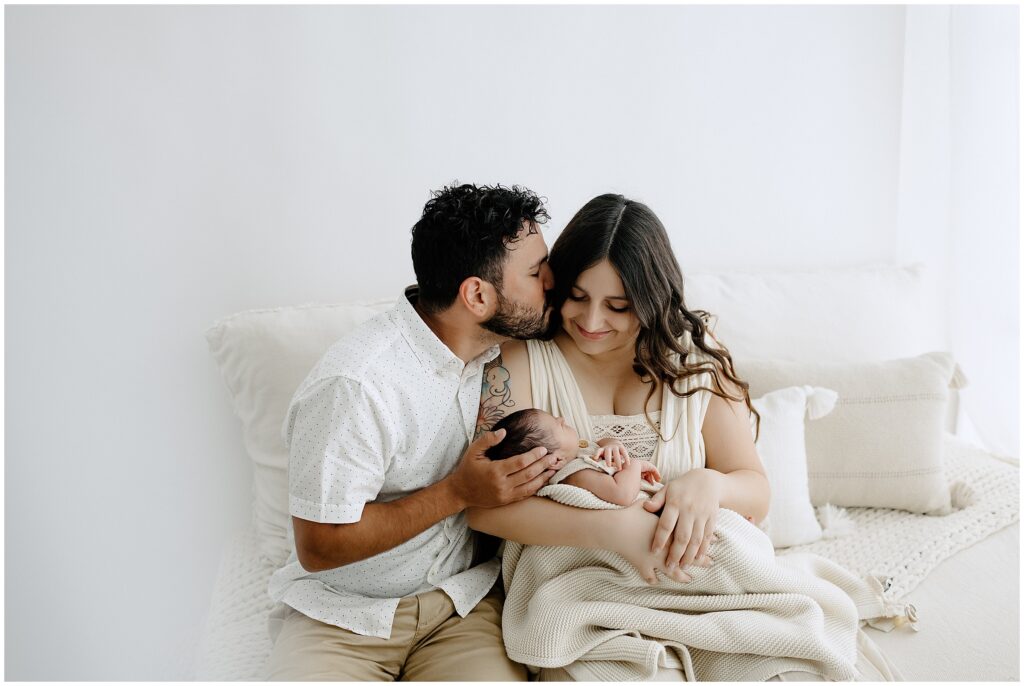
<box><xmin>500</xmin><ymin>339</ymin><xmax>907</xmax><ymax>681</ymax></box>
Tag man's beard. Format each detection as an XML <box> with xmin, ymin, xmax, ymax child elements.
<box><xmin>481</xmin><ymin>289</ymin><xmax>549</xmax><ymax>340</ymax></box>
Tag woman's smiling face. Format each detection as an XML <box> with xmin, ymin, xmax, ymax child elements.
<box><xmin>560</xmin><ymin>259</ymin><xmax>641</xmax><ymax>355</ymax></box>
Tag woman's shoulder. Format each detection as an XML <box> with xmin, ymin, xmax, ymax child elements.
<box><xmin>495</xmin><ymin>339</ymin><xmax>530</xmax><ymax>377</ymax></box>
<box><xmin>499</xmin><ymin>338</ymin><xmax>528</xmax><ymax>358</ymax></box>
<box><xmin>501</xmin><ymin>337</ymin><xmax>556</xmax><ymax>354</ymax></box>
<box><xmin>478</xmin><ymin>340</ymin><xmax>535</xmax><ymax>416</ymax></box>
<box><xmin>498</xmin><ymin>338</ymin><xmax>560</xmax><ymax>369</ymax></box>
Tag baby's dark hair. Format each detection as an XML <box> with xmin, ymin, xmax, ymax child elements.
<box><xmin>485</xmin><ymin>409</ymin><xmax>559</xmax><ymax>460</ymax></box>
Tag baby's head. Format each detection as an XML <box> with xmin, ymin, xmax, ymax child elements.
<box><xmin>484</xmin><ymin>409</ymin><xmax>580</xmax><ymax>468</ymax></box>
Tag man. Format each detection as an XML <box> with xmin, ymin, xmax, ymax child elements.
<box><xmin>265</xmin><ymin>183</ymin><xmax>558</xmax><ymax>680</ymax></box>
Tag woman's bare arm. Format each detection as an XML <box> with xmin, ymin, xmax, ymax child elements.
<box><xmin>642</xmin><ymin>374</ymin><xmax>771</xmax><ymax>572</ymax></box>
<box><xmin>467</xmin><ymin>497</ymin><xmax>606</xmax><ymax>547</ymax></box>
<box><xmin>467</xmin><ymin>498</ymin><xmax>696</xmax><ymax>584</ymax></box>
<box><xmin>475</xmin><ymin>340</ymin><xmax>533</xmax><ymax>439</ymax></box>
<box><xmin>701</xmin><ymin>387</ymin><xmax>771</xmax><ymax>524</ymax></box>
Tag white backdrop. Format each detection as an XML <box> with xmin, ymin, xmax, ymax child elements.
<box><xmin>5</xmin><ymin>5</ymin><xmax>1017</xmax><ymax>680</ymax></box>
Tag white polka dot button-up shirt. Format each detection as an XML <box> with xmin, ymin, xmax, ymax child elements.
<box><xmin>267</xmin><ymin>287</ymin><xmax>501</xmax><ymax>639</ymax></box>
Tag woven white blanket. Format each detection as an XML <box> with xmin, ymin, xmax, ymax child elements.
<box><xmin>195</xmin><ymin>434</ymin><xmax>1018</xmax><ymax>680</ymax></box>
<box><xmin>781</xmin><ymin>435</ymin><xmax>1019</xmax><ymax>602</ymax></box>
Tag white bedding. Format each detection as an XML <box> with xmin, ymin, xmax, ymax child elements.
<box><xmin>866</xmin><ymin>522</ymin><xmax>1019</xmax><ymax>681</ymax></box>
<box><xmin>195</xmin><ymin>437</ymin><xmax>1019</xmax><ymax>681</ymax></box>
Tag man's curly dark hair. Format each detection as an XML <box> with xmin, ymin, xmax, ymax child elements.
<box><xmin>411</xmin><ymin>183</ymin><xmax>549</xmax><ymax>314</ymax></box>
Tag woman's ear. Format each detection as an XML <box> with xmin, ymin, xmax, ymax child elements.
<box><xmin>457</xmin><ymin>276</ymin><xmax>498</xmax><ymax>320</ymax></box>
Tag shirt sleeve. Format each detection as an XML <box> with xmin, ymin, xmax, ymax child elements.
<box><xmin>284</xmin><ymin>375</ymin><xmax>394</xmax><ymax>523</ymax></box>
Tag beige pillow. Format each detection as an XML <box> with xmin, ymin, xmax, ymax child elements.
<box><xmin>206</xmin><ymin>300</ymin><xmax>394</xmax><ymax>563</ymax></box>
<box><xmin>737</xmin><ymin>352</ymin><xmax>968</xmax><ymax>515</ymax></box>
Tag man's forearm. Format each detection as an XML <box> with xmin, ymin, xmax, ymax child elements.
<box><xmin>299</xmin><ymin>477</ymin><xmax>466</xmax><ymax>572</ymax></box>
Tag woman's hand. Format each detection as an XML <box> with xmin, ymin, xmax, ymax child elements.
<box><xmin>595</xmin><ymin>438</ymin><xmax>630</xmax><ymax>470</ymax></box>
<box><xmin>608</xmin><ymin>503</ymin><xmax>708</xmax><ymax>584</ymax></box>
<box><xmin>642</xmin><ymin>468</ymin><xmax>723</xmax><ymax>572</ymax></box>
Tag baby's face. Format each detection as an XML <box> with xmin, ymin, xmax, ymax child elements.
<box><xmin>535</xmin><ymin>412</ymin><xmax>580</xmax><ymax>469</ymax></box>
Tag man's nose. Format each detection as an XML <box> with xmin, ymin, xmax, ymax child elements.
<box><xmin>541</xmin><ymin>263</ymin><xmax>554</xmax><ymax>291</ymax></box>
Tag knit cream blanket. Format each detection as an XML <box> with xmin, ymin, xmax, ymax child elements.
<box><xmin>502</xmin><ymin>494</ymin><xmax>909</xmax><ymax>682</ymax></box>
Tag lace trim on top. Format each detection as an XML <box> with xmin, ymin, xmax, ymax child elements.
<box><xmin>589</xmin><ymin>411</ymin><xmax>661</xmax><ymax>461</ymax></box>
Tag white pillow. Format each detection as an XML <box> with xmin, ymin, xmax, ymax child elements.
<box><xmin>685</xmin><ymin>263</ymin><xmax>944</xmax><ymax>364</ymax></box>
<box><xmin>751</xmin><ymin>386</ymin><xmax>838</xmax><ymax>549</ymax></box>
<box><xmin>206</xmin><ymin>300</ymin><xmax>394</xmax><ymax>563</ymax></box>
<box><xmin>738</xmin><ymin>352</ymin><xmax>968</xmax><ymax>515</ymax></box>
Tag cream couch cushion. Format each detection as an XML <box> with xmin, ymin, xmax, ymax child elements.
<box><xmin>684</xmin><ymin>263</ymin><xmax>942</xmax><ymax>363</ymax></box>
<box><xmin>206</xmin><ymin>300</ymin><xmax>393</xmax><ymax>563</ymax></box>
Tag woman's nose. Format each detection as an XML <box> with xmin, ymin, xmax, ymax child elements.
<box><xmin>581</xmin><ymin>304</ymin><xmax>605</xmax><ymax>331</ymax></box>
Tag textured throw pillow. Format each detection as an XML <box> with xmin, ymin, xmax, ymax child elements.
<box><xmin>751</xmin><ymin>386</ymin><xmax>838</xmax><ymax>549</ymax></box>
<box><xmin>737</xmin><ymin>352</ymin><xmax>968</xmax><ymax>515</ymax></box>
<box><xmin>206</xmin><ymin>300</ymin><xmax>394</xmax><ymax>563</ymax></box>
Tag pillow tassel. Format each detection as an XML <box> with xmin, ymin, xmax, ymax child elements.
<box><xmin>817</xmin><ymin>503</ymin><xmax>856</xmax><ymax>539</ymax></box>
<box><xmin>949</xmin><ymin>480</ymin><xmax>976</xmax><ymax>510</ymax></box>
<box><xmin>949</xmin><ymin>363</ymin><xmax>969</xmax><ymax>390</ymax></box>
<box><xmin>803</xmin><ymin>386</ymin><xmax>839</xmax><ymax>420</ymax></box>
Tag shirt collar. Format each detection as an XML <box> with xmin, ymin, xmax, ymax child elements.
<box><xmin>394</xmin><ymin>285</ymin><xmax>500</xmax><ymax>375</ymax></box>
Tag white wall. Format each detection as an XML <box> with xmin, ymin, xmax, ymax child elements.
<box><xmin>4</xmin><ymin>5</ymin><xmax>1015</xmax><ymax>679</ymax></box>
<box><xmin>947</xmin><ymin>6</ymin><xmax>1020</xmax><ymax>458</ymax></box>
<box><xmin>894</xmin><ymin>5</ymin><xmax>1019</xmax><ymax>457</ymax></box>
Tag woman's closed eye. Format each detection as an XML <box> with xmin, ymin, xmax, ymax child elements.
<box><xmin>567</xmin><ymin>293</ymin><xmax>630</xmax><ymax>313</ymax></box>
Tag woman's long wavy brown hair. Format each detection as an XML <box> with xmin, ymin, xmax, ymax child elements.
<box><xmin>545</xmin><ymin>194</ymin><xmax>761</xmax><ymax>441</ymax></box>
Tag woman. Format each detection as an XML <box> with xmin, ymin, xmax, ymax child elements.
<box><xmin>467</xmin><ymin>194</ymin><xmax>898</xmax><ymax>681</ymax></box>
<box><xmin>470</xmin><ymin>193</ymin><xmax>769</xmax><ymax>578</ymax></box>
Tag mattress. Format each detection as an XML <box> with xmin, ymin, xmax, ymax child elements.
<box><xmin>196</xmin><ymin>437</ymin><xmax>1019</xmax><ymax>681</ymax></box>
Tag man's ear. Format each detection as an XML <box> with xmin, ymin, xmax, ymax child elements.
<box><xmin>457</xmin><ymin>276</ymin><xmax>498</xmax><ymax>319</ymax></box>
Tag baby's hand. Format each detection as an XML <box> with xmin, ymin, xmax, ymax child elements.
<box><xmin>595</xmin><ymin>439</ymin><xmax>630</xmax><ymax>471</ymax></box>
<box><xmin>639</xmin><ymin>461</ymin><xmax>662</xmax><ymax>484</ymax></box>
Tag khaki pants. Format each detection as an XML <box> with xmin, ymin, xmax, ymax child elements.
<box><xmin>265</xmin><ymin>586</ymin><xmax>527</xmax><ymax>681</ymax></box>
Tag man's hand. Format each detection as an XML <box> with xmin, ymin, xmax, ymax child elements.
<box><xmin>447</xmin><ymin>429</ymin><xmax>557</xmax><ymax>509</ymax></box>
<box><xmin>295</xmin><ymin>430</ymin><xmax>555</xmax><ymax>572</ymax></box>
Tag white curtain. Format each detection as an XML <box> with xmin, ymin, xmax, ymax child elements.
<box><xmin>897</xmin><ymin>6</ymin><xmax>1019</xmax><ymax>458</ymax></box>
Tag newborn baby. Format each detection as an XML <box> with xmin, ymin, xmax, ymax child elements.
<box><xmin>485</xmin><ymin>408</ymin><xmax>661</xmax><ymax>506</ymax></box>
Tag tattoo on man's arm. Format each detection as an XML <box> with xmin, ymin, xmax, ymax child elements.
<box><xmin>474</xmin><ymin>354</ymin><xmax>515</xmax><ymax>440</ymax></box>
